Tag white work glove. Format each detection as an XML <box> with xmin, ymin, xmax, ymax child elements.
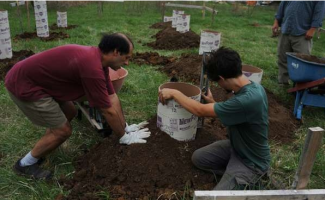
<box><xmin>125</xmin><ymin>121</ymin><xmax>149</xmax><ymax>133</ymax></box>
<box><xmin>119</xmin><ymin>128</ymin><xmax>151</xmax><ymax>145</ymax></box>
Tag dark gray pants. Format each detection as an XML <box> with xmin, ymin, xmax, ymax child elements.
<box><xmin>277</xmin><ymin>33</ymin><xmax>312</xmax><ymax>84</ymax></box>
<box><xmin>192</xmin><ymin>140</ymin><xmax>266</xmax><ymax>190</ymax></box>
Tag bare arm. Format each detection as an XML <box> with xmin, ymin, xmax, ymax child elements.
<box><xmin>272</xmin><ymin>19</ymin><xmax>279</xmax><ymax>35</ymax></box>
<box><xmin>99</xmin><ymin>93</ymin><xmax>126</xmax><ymax>137</ymax></box>
<box><xmin>159</xmin><ymin>88</ymin><xmax>217</xmax><ymax>118</ymax></box>
<box><xmin>305</xmin><ymin>27</ymin><xmax>317</xmax><ymax>40</ymax></box>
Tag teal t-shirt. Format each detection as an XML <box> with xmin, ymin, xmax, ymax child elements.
<box><xmin>214</xmin><ymin>82</ymin><xmax>270</xmax><ymax>172</ymax></box>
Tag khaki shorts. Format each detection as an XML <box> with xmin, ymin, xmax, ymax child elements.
<box><xmin>8</xmin><ymin>91</ymin><xmax>67</xmax><ymax>128</ymax></box>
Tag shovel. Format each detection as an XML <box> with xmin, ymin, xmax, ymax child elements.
<box><xmin>197</xmin><ymin>52</ymin><xmax>210</xmax><ymax>128</ymax></box>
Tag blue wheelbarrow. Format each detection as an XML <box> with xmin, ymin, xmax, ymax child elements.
<box><xmin>286</xmin><ymin>52</ymin><xmax>325</xmax><ymax>120</ymax></box>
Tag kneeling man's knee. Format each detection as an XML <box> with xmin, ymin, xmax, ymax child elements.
<box><xmin>192</xmin><ymin>149</ymin><xmax>204</xmax><ymax>167</ymax></box>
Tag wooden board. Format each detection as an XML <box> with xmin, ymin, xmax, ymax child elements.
<box><xmin>165</xmin><ymin>3</ymin><xmax>218</xmax><ymax>14</ymax></box>
<box><xmin>287</xmin><ymin>78</ymin><xmax>325</xmax><ymax>93</ymax></box>
<box><xmin>75</xmin><ymin>102</ymin><xmax>102</xmax><ymax>130</ymax></box>
<box><xmin>292</xmin><ymin>127</ymin><xmax>324</xmax><ymax>189</ymax></box>
<box><xmin>194</xmin><ymin>189</ymin><xmax>325</xmax><ymax>200</ymax></box>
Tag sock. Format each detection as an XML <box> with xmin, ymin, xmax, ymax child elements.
<box><xmin>19</xmin><ymin>151</ymin><xmax>39</xmax><ymax>167</ymax></box>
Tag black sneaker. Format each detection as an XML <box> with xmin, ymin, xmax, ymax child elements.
<box><xmin>37</xmin><ymin>157</ymin><xmax>45</xmax><ymax>165</ymax></box>
<box><xmin>13</xmin><ymin>159</ymin><xmax>52</xmax><ymax>180</ymax></box>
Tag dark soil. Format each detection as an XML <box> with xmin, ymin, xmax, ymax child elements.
<box><xmin>49</xmin><ymin>23</ymin><xmax>78</xmax><ymax>30</ymax></box>
<box><xmin>0</xmin><ymin>50</ymin><xmax>34</xmax><ymax>81</ymax></box>
<box><xmin>61</xmin><ymin>116</ymin><xmax>222</xmax><ymax>200</ymax></box>
<box><xmin>14</xmin><ymin>31</ymin><xmax>69</xmax><ymax>41</ymax></box>
<box><xmin>159</xmin><ymin>54</ymin><xmax>203</xmax><ymax>84</ymax></box>
<box><xmin>295</xmin><ymin>53</ymin><xmax>325</xmax><ymax>65</ymax></box>
<box><xmin>131</xmin><ymin>52</ymin><xmax>177</xmax><ymax>66</ymax></box>
<box><xmin>147</xmin><ymin>26</ymin><xmax>200</xmax><ymax>50</ymax></box>
<box><xmin>62</xmin><ymin>54</ymin><xmax>298</xmax><ymax>199</ymax></box>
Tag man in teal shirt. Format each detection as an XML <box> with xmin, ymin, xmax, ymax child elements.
<box><xmin>159</xmin><ymin>47</ymin><xmax>270</xmax><ymax>190</ymax></box>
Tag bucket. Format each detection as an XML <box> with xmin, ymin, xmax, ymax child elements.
<box><xmin>242</xmin><ymin>65</ymin><xmax>263</xmax><ymax>84</ymax></box>
<box><xmin>157</xmin><ymin>82</ymin><xmax>201</xmax><ymax>141</ymax></box>
<box><xmin>109</xmin><ymin>67</ymin><xmax>128</xmax><ymax>93</ymax></box>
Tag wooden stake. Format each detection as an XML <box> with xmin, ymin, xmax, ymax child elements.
<box><xmin>202</xmin><ymin>2</ymin><xmax>206</xmax><ymax>19</ymax></box>
<box><xmin>211</xmin><ymin>4</ymin><xmax>216</xmax><ymax>26</ymax></box>
<box><xmin>16</xmin><ymin>1</ymin><xmax>24</xmax><ymax>34</ymax></box>
<box><xmin>292</xmin><ymin>127</ymin><xmax>324</xmax><ymax>189</ymax></box>
<box><xmin>97</xmin><ymin>1</ymin><xmax>103</xmax><ymax>16</ymax></box>
<box><xmin>161</xmin><ymin>2</ymin><xmax>165</xmax><ymax>22</ymax></box>
<box><xmin>26</xmin><ymin>1</ymin><xmax>30</xmax><ymax>30</ymax></box>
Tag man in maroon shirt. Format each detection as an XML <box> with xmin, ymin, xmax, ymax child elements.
<box><xmin>5</xmin><ymin>33</ymin><xmax>150</xmax><ymax>180</ymax></box>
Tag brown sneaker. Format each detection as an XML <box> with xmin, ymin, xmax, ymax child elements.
<box><xmin>13</xmin><ymin>159</ymin><xmax>52</xmax><ymax>180</ymax></box>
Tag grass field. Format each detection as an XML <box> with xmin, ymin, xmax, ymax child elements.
<box><xmin>0</xmin><ymin>2</ymin><xmax>325</xmax><ymax>199</ymax></box>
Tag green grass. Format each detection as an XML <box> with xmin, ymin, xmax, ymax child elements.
<box><xmin>0</xmin><ymin>1</ymin><xmax>325</xmax><ymax>199</ymax></box>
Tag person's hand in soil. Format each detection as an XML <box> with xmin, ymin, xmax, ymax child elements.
<box><xmin>119</xmin><ymin>128</ymin><xmax>151</xmax><ymax>145</ymax></box>
<box><xmin>125</xmin><ymin>121</ymin><xmax>149</xmax><ymax>133</ymax></box>
<box><xmin>305</xmin><ymin>27</ymin><xmax>316</xmax><ymax>40</ymax></box>
<box><xmin>202</xmin><ymin>89</ymin><xmax>215</xmax><ymax>103</ymax></box>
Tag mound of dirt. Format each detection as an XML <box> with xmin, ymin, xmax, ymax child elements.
<box><xmin>295</xmin><ymin>53</ymin><xmax>325</xmax><ymax>65</ymax></box>
<box><xmin>131</xmin><ymin>52</ymin><xmax>177</xmax><ymax>66</ymax></box>
<box><xmin>14</xmin><ymin>31</ymin><xmax>69</xmax><ymax>41</ymax></box>
<box><xmin>147</xmin><ymin>27</ymin><xmax>200</xmax><ymax>50</ymax></box>
<box><xmin>0</xmin><ymin>50</ymin><xmax>34</xmax><ymax>81</ymax></box>
<box><xmin>49</xmin><ymin>23</ymin><xmax>79</xmax><ymax>30</ymax></box>
<box><xmin>61</xmin><ymin>116</ymin><xmax>224</xmax><ymax>200</ymax></box>
<box><xmin>150</xmin><ymin>21</ymin><xmax>172</xmax><ymax>29</ymax></box>
<box><xmin>159</xmin><ymin>54</ymin><xmax>202</xmax><ymax>84</ymax></box>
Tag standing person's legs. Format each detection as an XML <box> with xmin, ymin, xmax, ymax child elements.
<box><xmin>192</xmin><ymin>140</ymin><xmax>231</xmax><ymax>176</ymax></box>
<box><xmin>8</xmin><ymin>91</ymin><xmax>76</xmax><ymax>179</ymax></box>
<box><xmin>31</xmin><ymin>101</ymin><xmax>77</xmax><ymax>158</ymax></box>
<box><xmin>277</xmin><ymin>33</ymin><xmax>292</xmax><ymax>84</ymax></box>
<box><xmin>291</xmin><ymin>35</ymin><xmax>312</xmax><ymax>55</ymax></box>
<box><xmin>214</xmin><ymin>149</ymin><xmax>266</xmax><ymax>190</ymax></box>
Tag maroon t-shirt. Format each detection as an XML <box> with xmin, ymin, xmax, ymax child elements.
<box><xmin>5</xmin><ymin>44</ymin><xmax>115</xmax><ymax>108</ymax></box>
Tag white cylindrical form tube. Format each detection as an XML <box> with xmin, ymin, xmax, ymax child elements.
<box><xmin>176</xmin><ymin>14</ymin><xmax>190</xmax><ymax>33</ymax></box>
<box><xmin>57</xmin><ymin>11</ymin><xmax>67</xmax><ymax>28</ymax></box>
<box><xmin>157</xmin><ymin>82</ymin><xmax>201</xmax><ymax>142</ymax></box>
<box><xmin>34</xmin><ymin>1</ymin><xmax>49</xmax><ymax>38</ymax></box>
<box><xmin>199</xmin><ymin>30</ymin><xmax>221</xmax><ymax>55</ymax></box>
<box><xmin>0</xmin><ymin>10</ymin><xmax>12</xmax><ymax>59</ymax></box>
<box><xmin>172</xmin><ymin>10</ymin><xmax>184</xmax><ymax>28</ymax></box>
